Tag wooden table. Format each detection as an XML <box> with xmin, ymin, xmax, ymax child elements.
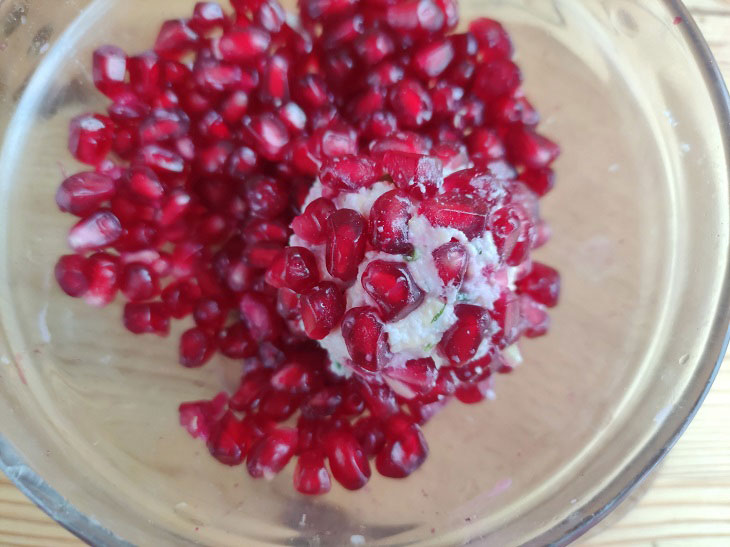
<box><xmin>2</xmin><ymin>1</ymin><xmax>730</xmax><ymax>545</ymax></box>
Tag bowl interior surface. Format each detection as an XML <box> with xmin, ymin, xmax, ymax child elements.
<box><xmin>0</xmin><ymin>0</ymin><xmax>728</xmax><ymax>545</ymax></box>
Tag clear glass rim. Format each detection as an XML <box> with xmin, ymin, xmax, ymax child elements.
<box><xmin>1</xmin><ymin>1</ymin><xmax>729</xmax><ymax>545</ymax></box>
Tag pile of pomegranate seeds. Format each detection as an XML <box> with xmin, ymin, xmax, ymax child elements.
<box><xmin>53</xmin><ymin>0</ymin><xmax>560</xmax><ymax>494</ymax></box>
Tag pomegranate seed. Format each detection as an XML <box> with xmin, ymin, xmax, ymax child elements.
<box><xmin>244</xmin><ymin>241</ymin><xmax>284</xmax><ymax>269</ymax></box>
<box><xmin>216</xmin><ymin>26</ymin><xmax>271</xmax><ymax>63</ymax></box>
<box><xmin>68</xmin><ymin>210</ymin><xmax>122</xmax><ymax>252</ymax></box>
<box><xmin>265</xmin><ymin>246</ymin><xmax>321</xmax><ymax>292</ymax></box>
<box><xmin>230</xmin><ymin>369</ymin><xmax>271</xmax><ymax>412</ymax></box>
<box><xmin>68</xmin><ymin>113</ymin><xmax>114</xmax><ymax>165</ymax></box>
<box><xmin>155</xmin><ymin>19</ymin><xmax>199</xmax><ymax>60</ymax></box>
<box><xmin>194</xmin><ymin>58</ymin><xmax>245</xmax><ymax>94</ymax></box>
<box><xmin>386</xmin><ymin>0</ymin><xmax>445</xmax><ymax>35</ymax></box>
<box><xmin>369</xmin><ymin>190</ymin><xmax>413</xmax><ymax>254</ymax></box>
<box><xmin>369</xmin><ymin>131</ymin><xmax>431</xmax><ymax>156</ymax></box>
<box><xmin>179</xmin><ymin>392</ymin><xmax>228</xmax><ymax>442</ymax></box>
<box><xmin>379</xmin><ymin>151</ymin><xmax>443</xmax><ymax>199</ymax></box>
<box><xmin>239</xmin><ymin>292</ymin><xmax>282</xmax><ymax>341</ymax></box>
<box><xmin>206</xmin><ymin>411</ymin><xmax>250</xmax><ymax>466</ymax></box>
<box><xmin>420</xmin><ymin>193</ymin><xmax>488</xmax><ymax>240</ymax></box>
<box><xmin>490</xmin><ymin>92</ymin><xmax>540</xmax><ymax>126</ymax></box>
<box><xmin>301</xmin><ymin>0</ymin><xmax>357</xmax><ymax>20</ymax></box>
<box><xmin>413</xmin><ymin>39</ymin><xmax>454</xmax><ymax>78</ymax></box>
<box><xmin>420</xmin><ymin>367</ymin><xmax>457</xmax><ymax>403</ymax></box>
<box><xmin>469</xmin><ymin>18</ymin><xmax>513</xmax><ymax>60</ymax></box>
<box><xmin>520</xmin><ymin>295</ymin><xmax>550</xmax><ymax>338</ymax></box>
<box><xmin>318</xmin><ymin>123</ymin><xmax>359</xmax><ymax>158</ymax></box>
<box><xmin>294</xmin><ymin>450</ymin><xmax>332</xmax><ymax>495</ymax></box>
<box><xmin>432</xmin><ymin>240</ymin><xmax>468</xmax><ymax>288</ymax></box>
<box><xmin>355</xmin><ymin>31</ymin><xmax>395</xmax><ymax>66</ymax></box>
<box><xmin>515</xmin><ymin>262</ymin><xmax>560</xmax><ymax>308</ymax></box>
<box><xmin>325</xmin><ymin>209</ymin><xmax>366</xmax><ymax>282</ymax></box>
<box><xmin>92</xmin><ymin>45</ymin><xmax>128</xmax><ymax>98</ymax></box>
<box><xmin>217</xmin><ymin>322</ymin><xmax>256</xmax><ymax>358</ymax></box>
<box><xmin>277</xmin><ymin>102</ymin><xmax>307</xmax><ymax>134</ymax></box>
<box><xmin>292</xmin><ymin>198</ymin><xmax>335</xmax><ymax>245</ymax></box>
<box><xmin>325</xmin><ymin>431</ymin><xmax>370</xmax><ymax>490</ymax></box>
<box><xmin>270</xmin><ymin>362</ymin><xmax>314</xmax><ymax>394</ymax></box>
<box><xmin>490</xmin><ymin>289</ymin><xmax>521</xmax><ymax>347</ymax></box>
<box><xmin>438</xmin><ymin>304</ymin><xmax>490</xmax><ymax>366</ymax></box>
<box><xmin>299</xmin><ymin>282</ymin><xmax>346</xmax><ymax>340</ymax></box>
<box><xmin>161</xmin><ymin>279</ymin><xmax>201</xmax><ymax>318</ymax></box>
<box><xmin>519</xmin><ymin>168</ymin><xmax>555</xmax><ymax>197</ymax></box>
<box><xmin>455</xmin><ymin>378</ymin><xmax>492</xmax><ymax>404</ymax></box>
<box><xmin>243</xmin><ymin>113</ymin><xmax>290</xmax><ymax>161</ymax></box>
<box><xmin>388</xmin><ymin>79</ymin><xmax>433</xmax><ymax>129</ymax></box>
<box><xmin>362</xmin><ymin>261</ymin><xmax>424</xmax><ymax>322</ymax></box>
<box><xmin>489</xmin><ymin>205</ymin><xmax>523</xmax><ymax>263</ymax></box>
<box><xmin>193</xmin><ymin>297</ymin><xmax>227</xmax><ymax>329</ymax></box>
<box><xmin>247</xmin><ymin>427</ymin><xmax>298</xmax><ymax>478</ymax></box>
<box><xmin>56</xmin><ymin>172</ymin><xmax>116</xmax><ymax>216</ymax></box>
<box><xmin>474</xmin><ymin>58</ymin><xmax>522</xmax><ymax>99</ymax></box>
<box><xmin>136</xmin><ymin>144</ymin><xmax>186</xmax><ymax>176</ymax></box>
<box><xmin>320</xmin><ymin>155</ymin><xmax>380</xmax><ymax>192</ymax></box>
<box><xmin>191</xmin><ymin>2</ymin><xmax>227</xmax><ymax>32</ymax></box>
<box><xmin>179</xmin><ymin>327</ymin><xmax>216</xmax><ymax>367</ymax></box>
<box><xmin>55</xmin><ymin>255</ymin><xmax>90</xmax><ymax>297</ymax></box>
<box><xmin>123</xmin><ymin>301</ymin><xmax>170</xmax><ymax>335</ymax></box>
<box><xmin>384</xmin><ymin>358</ymin><xmax>438</xmax><ymax>398</ymax></box>
<box><xmin>341</xmin><ymin>307</ymin><xmax>390</xmax><ymax>372</ymax></box>
<box><xmin>467</xmin><ymin>128</ymin><xmax>505</xmax><ymax>160</ymax></box>
<box><xmin>259</xmin><ymin>54</ymin><xmax>290</xmax><ymax>105</ymax></box>
<box><xmin>376</xmin><ymin>414</ymin><xmax>428</xmax><ymax>478</ymax></box>
<box><xmin>366</xmin><ymin>61</ymin><xmax>404</xmax><ymax>88</ymax></box>
<box><xmin>119</xmin><ymin>262</ymin><xmax>159</xmax><ymax>301</ymax></box>
<box><xmin>260</xmin><ymin>389</ymin><xmax>302</xmax><ymax>420</ymax></box>
<box><xmin>506</xmin><ymin>126</ymin><xmax>561</xmax><ymax>169</ymax></box>
<box><xmin>353</xmin><ymin>417</ymin><xmax>385</xmax><ymax>457</ymax></box>
<box><xmin>277</xmin><ymin>288</ymin><xmax>301</xmax><ymax>320</ymax></box>
<box><xmin>446</xmin><ymin>60</ymin><xmax>476</xmax><ymax>87</ymax></box>
<box><xmin>303</xmin><ymin>387</ymin><xmax>343</xmax><ymax>417</ymax></box>
<box><xmin>244</xmin><ymin>176</ymin><xmax>288</xmax><ymax>219</ymax></box>
<box><xmin>256</xmin><ymin>1</ymin><xmax>286</xmax><ymax>33</ymax></box>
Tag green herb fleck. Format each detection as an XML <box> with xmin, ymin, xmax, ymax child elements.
<box><xmin>431</xmin><ymin>303</ymin><xmax>447</xmax><ymax>323</ymax></box>
<box><xmin>423</xmin><ymin>342</ymin><xmax>435</xmax><ymax>352</ymax></box>
<box><xmin>405</xmin><ymin>249</ymin><xmax>419</xmax><ymax>262</ymax></box>
<box><xmin>457</xmin><ymin>292</ymin><xmax>470</xmax><ymax>302</ymax></box>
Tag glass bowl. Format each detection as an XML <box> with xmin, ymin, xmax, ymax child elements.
<box><xmin>1</xmin><ymin>0</ymin><xmax>729</xmax><ymax>545</ymax></box>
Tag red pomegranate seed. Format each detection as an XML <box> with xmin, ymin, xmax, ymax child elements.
<box><xmin>386</xmin><ymin>0</ymin><xmax>445</xmax><ymax>35</ymax></box>
<box><xmin>320</xmin><ymin>155</ymin><xmax>380</xmax><ymax>191</ymax></box>
<box><xmin>55</xmin><ymin>255</ymin><xmax>90</xmax><ymax>297</ymax></box>
<box><xmin>206</xmin><ymin>411</ymin><xmax>250</xmax><ymax>466</ymax></box>
<box><xmin>520</xmin><ymin>295</ymin><xmax>550</xmax><ymax>338</ymax></box>
<box><xmin>366</xmin><ymin>61</ymin><xmax>404</xmax><ymax>88</ymax></box>
<box><xmin>244</xmin><ymin>241</ymin><xmax>284</xmax><ymax>269</ymax></box>
<box><xmin>82</xmin><ymin>252</ymin><xmax>120</xmax><ymax>307</ymax></box>
<box><xmin>432</xmin><ymin>240</ymin><xmax>468</xmax><ymax>288</ymax></box>
<box><xmin>123</xmin><ymin>301</ymin><xmax>170</xmax><ymax>335</ymax></box>
<box><xmin>179</xmin><ymin>391</ymin><xmax>228</xmax><ymax>442</ymax></box>
<box><xmin>179</xmin><ymin>327</ymin><xmax>216</xmax><ymax>367</ymax></box>
<box><xmin>369</xmin><ymin>131</ymin><xmax>432</xmax><ymax>156</ymax></box>
<box><xmin>139</xmin><ymin>108</ymin><xmax>190</xmax><ymax>145</ymax></box>
<box><xmin>376</xmin><ymin>414</ymin><xmax>428</xmax><ymax>478</ymax></box>
<box><xmin>161</xmin><ymin>279</ymin><xmax>201</xmax><ymax>318</ymax></box>
<box><xmin>362</xmin><ymin>261</ymin><xmax>424</xmax><ymax>322</ymax></box>
<box><xmin>292</xmin><ymin>197</ymin><xmax>335</xmax><ymax>245</ymax></box>
<box><xmin>230</xmin><ymin>369</ymin><xmax>271</xmax><ymax>412</ymax></box>
<box><xmin>136</xmin><ymin>144</ymin><xmax>186</xmax><ymax>176</ymax></box>
<box><xmin>247</xmin><ymin>427</ymin><xmax>298</xmax><ymax>478</ymax></box>
<box><xmin>300</xmin><ymin>0</ymin><xmax>357</xmax><ymax>20</ymax></box>
<box><xmin>490</xmin><ymin>92</ymin><xmax>539</xmax><ymax>126</ymax></box>
<box><xmin>295</xmin><ymin>74</ymin><xmax>331</xmax><ymax>110</ymax></box>
<box><xmin>519</xmin><ymin>168</ymin><xmax>555</xmax><ymax>197</ymax></box>
<box><xmin>215</xmin><ymin>26</ymin><xmax>271</xmax><ymax>63</ymax></box>
<box><xmin>191</xmin><ymin>2</ymin><xmax>227</xmax><ymax>32</ymax></box>
<box><xmin>325</xmin><ymin>431</ymin><xmax>371</xmax><ymax>490</ymax></box>
<box><xmin>260</xmin><ymin>389</ymin><xmax>302</xmax><ymax>421</ymax></box>
<box><xmin>217</xmin><ymin>322</ymin><xmax>256</xmax><ymax>358</ymax></box>
<box><xmin>277</xmin><ymin>102</ymin><xmax>307</xmax><ymax>134</ymax></box>
<box><xmin>56</xmin><ymin>172</ymin><xmax>116</xmax><ymax>216</ymax></box>
<box><xmin>325</xmin><ymin>209</ymin><xmax>366</xmax><ymax>282</ymax></box>
<box><xmin>379</xmin><ymin>151</ymin><xmax>443</xmax><ymax>199</ymax></box>
<box><xmin>431</xmin><ymin>81</ymin><xmax>464</xmax><ymax>117</ymax></box>
<box><xmin>120</xmin><ymin>262</ymin><xmax>159</xmax><ymax>301</ymax></box>
<box><xmin>193</xmin><ymin>58</ymin><xmax>245</xmax><ymax>94</ymax></box>
<box><xmin>256</xmin><ymin>0</ymin><xmax>286</xmax><ymax>33</ymax></box>
<box><xmin>388</xmin><ymin>79</ymin><xmax>433</xmax><ymax>129</ymax></box>
<box><xmin>299</xmin><ymin>282</ymin><xmax>346</xmax><ymax>340</ymax></box>
<box><xmin>455</xmin><ymin>378</ymin><xmax>492</xmax><ymax>404</ymax></box>
<box><xmin>243</xmin><ymin>113</ymin><xmax>290</xmax><ymax>161</ymax></box>
<box><xmin>384</xmin><ymin>358</ymin><xmax>438</xmax><ymax>398</ymax></box>
<box><xmin>469</xmin><ymin>18</ymin><xmax>513</xmax><ymax>60</ymax></box>
<box><xmin>266</xmin><ymin>246</ymin><xmax>320</xmax><ymax>293</ymax></box>
<box><xmin>369</xmin><ymin>190</ymin><xmax>414</xmax><ymax>255</ymax></box>
<box><xmin>68</xmin><ymin>113</ymin><xmax>114</xmax><ymax>165</ymax></box>
<box><xmin>271</xmin><ymin>362</ymin><xmax>315</xmax><ymax>394</ymax></box>
<box><xmin>435</xmin><ymin>0</ymin><xmax>458</xmax><ymax>30</ymax></box>
<box><xmin>92</xmin><ymin>45</ymin><xmax>128</xmax><ymax>98</ymax></box>
<box><xmin>473</xmin><ymin>59</ymin><xmax>522</xmax><ymax>99</ymax></box>
<box><xmin>506</xmin><ymin>126</ymin><xmax>561</xmax><ymax>169</ymax></box>
<box><xmin>243</xmin><ymin>220</ymin><xmax>289</xmax><ymax>244</ymax></box>
<box><xmin>420</xmin><ymin>366</ymin><xmax>457</xmax><ymax>403</ymax></box>
<box><xmin>108</xmin><ymin>93</ymin><xmax>150</xmax><ymax>125</ymax></box>
<box><xmin>341</xmin><ymin>307</ymin><xmax>389</xmax><ymax>372</ymax></box>
<box><xmin>438</xmin><ymin>304</ymin><xmax>491</xmax><ymax>366</ymax></box>
<box><xmin>128</xmin><ymin>51</ymin><xmax>161</xmax><ymax>98</ymax></box>
<box><xmin>277</xmin><ymin>288</ymin><xmax>301</xmax><ymax>320</ymax></box>
<box><xmin>239</xmin><ymin>292</ymin><xmax>282</xmax><ymax>341</ymax></box>
<box><xmin>353</xmin><ymin>416</ymin><xmax>385</xmax><ymax>457</ymax></box>
<box><xmin>355</xmin><ymin>31</ymin><xmax>395</xmax><ymax>66</ymax></box>
<box><xmin>413</xmin><ymin>39</ymin><xmax>454</xmax><ymax>78</ymax></box>
<box><xmin>154</xmin><ymin>19</ymin><xmax>199</xmax><ymax>60</ymax></box>
<box><xmin>420</xmin><ymin>193</ymin><xmax>488</xmax><ymax>240</ymax></box>
<box><xmin>244</xmin><ymin>176</ymin><xmax>288</xmax><ymax>219</ymax></box>
<box><xmin>259</xmin><ymin>54</ymin><xmax>290</xmax><ymax>105</ymax></box>
<box><xmin>303</xmin><ymin>387</ymin><xmax>343</xmax><ymax>418</ymax></box>
<box><xmin>467</xmin><ymin>128</ymin><xmax>505</xmax><ymax>160</ymax></box>
<box><xmin>490</xmin><ymin>288</ymin><xmax>521</xmax><ymax>347</ymax></box>
<box><xmin>68</xmin><ymin>210</ymin><xmax>123</xmax><ymax>252</ymax></box>
<box><xmin>294</xmin><ymin>450</ymin><xmax>332</xmax><ymax>495</ymax></box>
<box><xmin>489</xmin><ymin>205</ymin><xmax>522</xmax><ymax>263</ymax></box>
<box><xmin>515</xmin><ymin>262</ymin><xmax>560</xmax><ymax>308</ymax></box>
<box><xmin>193</xmin><ymin>297</ymin><xmax>227</xmax><ymax>329</ymax></box>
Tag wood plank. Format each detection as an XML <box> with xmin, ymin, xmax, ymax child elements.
<box><xmin>1</xmin><ymin>1</ymin><xmax>729</xmax><ymax>545</ymax></box>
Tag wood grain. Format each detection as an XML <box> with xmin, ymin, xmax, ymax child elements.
<box><xmin>1</xmin><ymin>1</ymin><xmax>729</xmax><ymax>545</ymax></box>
